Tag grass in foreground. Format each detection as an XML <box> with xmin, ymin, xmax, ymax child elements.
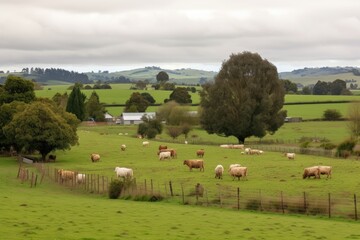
<box><xmin>1</xmin><ymin>157</ymin><xmax>360</xmax><ymax>240</ymax></box>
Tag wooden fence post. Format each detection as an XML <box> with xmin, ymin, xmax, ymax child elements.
<box><xmin>259</xmin><ymin>189</ymin><xmax>263</xmax><ymax>211</ymax></box>
<box><xmin>169</xmin><ymin>181</ymin><xmax>173</xmax><ymax>197</ymax></box>
<box><xmin>30</xmin><ymin>172</ymin><xmax>34</xmax><ymax>188</ymax></box>
<box><xmin>328</xmin><ymin>193</ymin><xmax>331</xmax><ymax>218</ymax></box>
<box><xmin>181</xmin><ymin>183</ymin><xmax>184</xmax><ymax>204</ymax></box>
<box><xmin>355</xmin><ymin>194</ymin><xmax>358</xmax><ymax>221</ymax></box>
<box><xmin>34</xmin><ymin>174</ymin><xmax>38</xmax><ymax>187</ymax></box>
<box><xmin>281</xmin><ymin>191</ymin><xmax>284</xmax><ymax>214</ymax></box>
<box><xmin>237</xmin><ymin>187</ymin><xmax>240</xmax><ymax>210</ymax></box>
<box><xmin>17</xmin><ymin>165</ymin><xmax>21</xmax><ymax>178</ymax></box>
<box><xmin>151</xmin><ymin>179</ymin><xmax>153</xmax><ymax>195</ymax></box>
<box><xmin>144</xmin><ymin>179</ymin><xmax>147</xmax><ymax>194</ymax></box>
<box><xmin>97</xmin><ymin>175</ymin><xmax>100</xmax><ymax>194</ymax></box>
<box><xmin>303</xmin><ymin>192</ymin><xmax>307</xmax><ymax>215</ymax></box>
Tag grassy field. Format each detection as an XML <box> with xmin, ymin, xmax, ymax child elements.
<box><xmin>2</xmin><ymin>156</ymin><xmax>360</xmax><ymax>239</ymax></box>
<box><xmin>34</xmin><ymin>84</ymin><xmax>360</xmax><ymax>119</ymax></box>
<box><xmin>2</xmin><ymin>123</ymin><xmax>360</xmax><ymax>239</ymax></box>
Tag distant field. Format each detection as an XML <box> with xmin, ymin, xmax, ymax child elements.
<box><xmin>36</xmin><ymin>84</ymin><xmax>201</xmax><ymax>105</ymax></box>
<box><xmin>35</xmin><ymin>84</ymin><xmax>360</xmax><ymax>119</ymax></box>
<box><xmin>285</xmin><ymin>94</ymin><xmax>360</xmax><ymax>103</ymax></box>
<box><xmin>282</xmin><ymin>72</ymin><xmax>360</xmax><ymax>86</ymax></box>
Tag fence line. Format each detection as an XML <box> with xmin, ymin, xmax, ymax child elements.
<box><xmin>17</xmin><ymin>163</ymin><xmax>359</xmax><ymax>221</ymax></box>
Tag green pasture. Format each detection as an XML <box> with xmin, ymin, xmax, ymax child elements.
<box><xmin>285</xmin><ymin>94</ymin><xmax>360</xmax><ymax>103</ymax></box>
<box><xmin>2</xmin><ymin>157</ymin><xmax>360</xmax><ymax>239</ymax></box>
<box><xmin>35</xmin><ymin>84</ymin><xmax>360</xmax><ymax>120</ymax></box>
<box><xmin>2</xmin><ymin>123</ymin><xmax>360</xmax><ymax>238</ymax></box>
<box><xmin>36</xmin><ymin>84</ymin><xmax>201</xmax><ymax>105</ymax></box>
<box><xmin>283</xmin><ymin>103</ymin><xmax>351</xmax><ymax>120</ymax></box>
<box><xmin>32</xmin><ymin>124</ymin><xmax>358</xmax><ymax>198</ymax></box>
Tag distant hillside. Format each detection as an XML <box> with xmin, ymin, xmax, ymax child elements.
<box><xmin>279</xmin><ymin>67</ymin><xmax>360</xmax><ymax>87</ymax></box>
<box><xmin>2</xmin><ymin>66</ymin><xmax>360</xmax><ymax>87</ymax></box>
<box><xmin>86</xmin><ymin>66</ymin><xmax>217</xmax><ymax>85</ymax></box>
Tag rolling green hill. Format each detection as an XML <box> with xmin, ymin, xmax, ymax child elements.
<box><xmin>86</xmin><ymin>67</ymin><xmax>217</xmax><ymax>85</ymax></box>
<box><xmin>279</xmin><ymin>67</ymin><xmax>360</xmax><ymax>87</ymax></box>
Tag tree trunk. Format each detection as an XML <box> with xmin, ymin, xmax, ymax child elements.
<box><xmin>237</xmin><ymin>136</ymin><xmax>245</xmax><ymax>144</ymax></box>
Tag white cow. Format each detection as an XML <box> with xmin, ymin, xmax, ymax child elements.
<box><xmin>159</xmin><ymin>151</ymin><xmax>171</xmax><ymax>160</ymax></box>
<box><xmin>76</xmin><ymin>173</ymin><xmax>86</xmax><ymax>184</ymax></box>
<box><xmin>114</xmin><ymin>167</ymin><xmax>133</xmax><ymax>180</ymax></box>
<box><xmin>284</xmin><ymin>153</ymin><xmax>296</xmax><ymax>159</ymax></box>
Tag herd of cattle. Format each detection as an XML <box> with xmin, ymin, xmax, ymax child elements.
<box><xmin>56</xmin><ymin>142</ymin><xmax>332</xmax><ymax>183</ymax></box>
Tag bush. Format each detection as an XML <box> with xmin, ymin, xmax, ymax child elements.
<box><xmin>336</xmin><ymin>139</ymin><xmax>356</xmax><ymax>158</ymax></box>
<box><xmin>109</xmin><ymin>179</ymin><xmax>124</xmax><ymax>199</ymax></box>
<box><xmin>323</xmin><ymin>109</ymin><xmax>342</xmax><ymax>121</ymax></box>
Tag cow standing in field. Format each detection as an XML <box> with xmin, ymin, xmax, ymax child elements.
<box><xmin>90</xmin><ymin>153</ymin><xmax>100</xmax><ymax>162</ymax></box>
<box><xmin>183</xmin><ymin>159</ymin><xmax>204</xmax><ymax>172</ymax></box>
<box><xmin>196</xmin><ymin>149</ymin><xmax>205</xmax><ymax>158</ymax></box>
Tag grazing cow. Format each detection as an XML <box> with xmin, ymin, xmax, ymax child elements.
<box><xmin>196</xmin><ymin>149</ymin><xmax>205</xmax><ymax>158</ymax></box>
<box><xmin>159</xmin><ymin>151</ymin><xmax>172</xmax><ymax>160</ymax></box>
<box><xmin>121</xmin><ymin>144</ymin><xmax>126</xmax><ymax>151</ymax></box>
<box><xmin>90</xmin><ymin>153</ymin><xmax>100</xmax><ymax>162</ymax></box>
<box><xmin>303</xmin><ymin>166</ymin><xmax>320</xmax><ymax>179</ymax></box>
<box><xmin>159</xmin><ymin>145</ymin><xmax>167</xmax><ymax>150</ymax></box>
<box><xmin>158</xmin><ymin>149</ymin><xmax>177</xmax><ymax>159</ymax></box>
<box><xmin>214</xmin><ymin>165</ymin><xmax>224</xmax><ymax>179</ymax></box>
<box><xmin>228</xmin><ymin>164</ymin><xmax>241</xmax><ymax>171</ymax></box>
<box><xmin>318</xmin><ymin>166</ymin><xmax>332</xmax><ymax>179</ymax></box>
<box><xmin>284</xmin><ymin>152</ymin><xmax>295</xmax><ymax>160</ymax></box>
<box><xmin>142</xmin><ymin>141</ymin><xmax>150</xmax><ymax>147</ymax></box>
<box><xmin>229</xmin><ymin>166</ymin><xmax>248</xmax><ymax>181</ymax></box>
<box><xmin>114</xmin><ymin>167</ymin><xmax>133</xmax><ymax>180</ymax></box>
<box><xmin>183</xmin><ymin>159</ymin><xmax>204</xmax><ymax>172</ymax></box>
<box><xmin>249</xmin><ymin>149</ymin><xmax>262</xmax><ymax>155</ymax></box>
<box><xmin>220</xmin><ymin>144</ymin><xmax>230</xmax><ymax>148</ymax></box>
<box><xmin>76</xmin><ymin>173</ymin><xmax>86</xmax><ymax>184</ymax></box>
<box><xmin>58</xmin><ymin>169</ymin><xmax>75</xmax><ymax>183</ymax></box>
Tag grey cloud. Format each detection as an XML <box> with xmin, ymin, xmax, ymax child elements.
<box><xmin>0</xmin><ymin>0</ymin><xmax>360</xmax><ymax>72</ymax></box>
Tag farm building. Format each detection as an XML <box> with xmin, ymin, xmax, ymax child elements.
<box><xmin>117</xmin><ymin>112</ymin><xmax>156</xmax><ymax>125</ymax></box>
<box><xmin>104</xmin><ymin>112</ymin><xmax>114</xmax><ymax>122</ymax></box>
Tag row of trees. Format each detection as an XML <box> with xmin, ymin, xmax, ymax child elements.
<box><xmin>23</xmin><ymin>67</ymin><xmax>91</xmax><ymax>84</ymax></box>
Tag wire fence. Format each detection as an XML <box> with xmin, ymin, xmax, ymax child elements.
<box><xmin>16</xmin><ymin>163</ymin><xmax>360</xmax><ymax>221</ymax></box>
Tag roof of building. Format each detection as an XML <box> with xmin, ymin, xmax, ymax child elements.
<box><xmin>121</xmin><ymin>112</ymin><xmax>156</xmax><ymax>121</ymax></box>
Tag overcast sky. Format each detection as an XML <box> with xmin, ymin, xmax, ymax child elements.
<box><xmin>1</xmin><ymin>0</ymin><xmax>359</xmax><ymax>73</ymax></box>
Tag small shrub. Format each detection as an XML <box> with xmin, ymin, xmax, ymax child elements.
<box><xmin>323</xmin><ymin>109</ymin><xmax>342</xmax><ymax>121</ymax></box>
<box><xmin>336</xmin><ymin>139</ymin><xmax>356</xmax><ymax>158</ymax></box>
<box><xmin>109</xmin><ymin>179</ymin><xmax>124</xmax><ymax>199</ymax></box>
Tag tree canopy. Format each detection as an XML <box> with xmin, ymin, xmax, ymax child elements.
<box><xmin>0</xmin><ymin>75</ymin><xmax>35</xmax><ymax>104</ymax></box>
<box><xmin>199</xmin><ymin>51</ymin><xmax>287</xmax><ymax>144</ymax></box>
<box><xmin>85</xmin><ymin>91</ymin><xmax>105</xmax><ymax>121</ymax></box>
<box><xmin>124</xmin><ymin>92</ymin><xmax>150</xmax><ymax>112</ymax></box>
<box><xmin>3</xmin><ymin>101</ymin><xmax>80</xmax><ymax>160</ymax></box>
<box><xmin>66</xmin><ymin>85</ymin><xmax>86</xmax><ymax>121</ymax></box>
<box><xmin>166</xmin><ymin>87</ymin><xmax>192</xmax><ymax>104</ymax></box>
<box><xmin>156</xmin><ymin>71</ymin><xmax>169</xmax><ymax>83</ymax></box>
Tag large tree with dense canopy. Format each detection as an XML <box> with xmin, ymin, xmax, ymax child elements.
<box><xmin>199</xmin><ymin>51</ymin><xmax>287</xmax><ymax>144</ymax></box>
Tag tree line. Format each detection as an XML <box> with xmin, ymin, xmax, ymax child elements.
<box><xmin>21</xmin><ymin>67</ymin><xmax>91</xmax><ymax>84</ymax></box>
